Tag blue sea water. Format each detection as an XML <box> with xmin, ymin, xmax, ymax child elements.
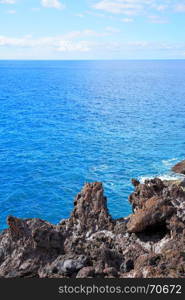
<box><xmin>0</xmin><ymin>60</ymin><xmax>185</xmax><ymax>230</ymax></box>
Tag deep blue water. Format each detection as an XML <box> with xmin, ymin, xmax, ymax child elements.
<box><xmin>0</xmin><ymin>60</ymin><xmax>185</xmax><ymax>230</ymax></box>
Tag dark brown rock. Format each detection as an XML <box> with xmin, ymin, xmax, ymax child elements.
<box><xmin>127</xmin><ymin>196</ymin><xmax>175</xmax><ymax>233</ymax></box>
<box><xmin>63</xmin><ymin>182</ymin><xmax>113</xmax><ymax>236</ymax></box>
<box><xmin>129</xmin><ymin>178</ymin><xmax>165</xmax><ymax>211</ymax></box>
<box><xmin>131</xmin><ymin>178</ymin><xmax>140</xmax><ymax>187</ymax></box>
<box><xmin>76</xmin><ymin>266</ymin><xmax>95</xmax><ymax>278</ymax></box>
<box><xmin>0</xmin><ymin>177</ymin><xmax>185</xmax><ymax>278</ymax></box>
<box><xmin>172</xmin><ymin>160</ymin><xmax>185</xmax><ymax>174</ymax></box>
<box><xmin>120</xmin><ymin>259</ymin><xmax>134</xmax><ymax>273</ymax></box>
<box><xmin>103</xmin><ymin>267</ymin><xmax>118</xmax><ymax>277</ymax></box>
<box><xmin>32</xmin><ymin>226</ymin><xmax>64</xmax><ymax>251</ymax></box>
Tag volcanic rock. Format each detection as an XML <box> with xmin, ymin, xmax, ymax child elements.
<box><xmin>127</xmin><ymin>196</ymin><xmax>175</xmax><ymax>233</ymax></box>
<box><xmin>129</xmin><ymin>178</ymin><xmax>165</xmax><ymax>211</ymax></box>
<box><xmin>120</xmin><ymin>259</ymin><xmax>134</xmax><ymax>273</ymax></box>
<box><xmin>0</xmin><ymin>177</ymin><xmax>185</xmax><ymax>278</ymax></box>
<box><xmin>61</xmin><ymin>182</ymin><xmax>113</xmax><ymax>236</ymax></box>
<box><xmin>172</xmin><ymin>160</ymin><xmax>185</xmax><ymax>175</ymax></box>
<box><xmin>76</xmin><ymin>266</ymin><xmax>95</xmax><ymax>278</ymax></box>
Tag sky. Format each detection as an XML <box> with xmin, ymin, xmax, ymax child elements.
<box><xmin>0</xmin><ymin>0</ymin><xmax>185</xmax><ymax>59</ymax></box>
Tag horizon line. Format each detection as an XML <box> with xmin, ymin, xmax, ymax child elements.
<box><xmin>0</xmin><ymin>58</ymin><xmax>185</xmax><ymax>61</ymax></box>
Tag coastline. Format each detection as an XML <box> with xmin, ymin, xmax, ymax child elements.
<box><xmin>0</xmin><ymin>161</ymin><xmax>185</xmax><ymax>278</ymax></box>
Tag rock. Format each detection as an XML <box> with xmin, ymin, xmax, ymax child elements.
<box><xmin>76</xmin><ymin>266</ymin><xmax>95</xmax><ymax>278</ymax></box>
<box><xmin>127</xmin><ymin>196</ymin><xmax>175</xmax><ymax>233</ymax></box>
<box><xmin>120</xmin><ymin>259</ymin><xmax>134</xmax><ymax>273</ymax></box>
<box><xmin>103</xmin><ymin>267</ymin><xmax>118</xmax><ymax>277</ymax></box>
<box><xmin>92</xmin><ymin>247</ymin><xmax>123</xmax><ymax>270</ymax></box>
<box><xmin>179</xmin><ymin>179</ymin><xmax>185</xmax><ymax>190</ymax></box>
<box><xmin>129</xmin><ymin>178</ymin><xmax>165</xmax><ymax>211</ymax></box>
<box><xmin>56</xmin><ymin>256</ymin><xmax>87</xmax><ymax>275</ymax></box>
<box><xmin>113</xmin><ymin>219</ymin><xmax>127</xmax><ymax>234</ymax></box>
<box><xmin>0</xmin><ymin>248</ymin><xmax>4</xmax><ymax>263</ymax></box>
<box><xmin>39</xmin><ymin>255</ymin><xmax>88</xmax><ymax>277</ymax></box>
<box><xmin>149</xmin><ymin>255</ymin><xmax>161</xmax><ymax>266</ymax></box>
<box><xmin>131</xmin><ymin>179</ymin><xmax>140</xmax><ymax>187</ymax></box>
<box><xmin>63</xmin><ymin>182</ymin><xmax>113</xmax><ymax>237</ymax></box>
<box><xmin>32</xmin><ymin>227</ymin><xmax>64</xmax><ymax>252</ymax></box>
<box><xmin>172</xmin><ymin>160</ymin><xmax>185</xmax><ymax>174</ymax></box>
<box><xmin>0</xmin><ymin>217</ymin><xmax>65</xmax><ymax>278</ymax></box>
<box><xmin>0</xmin><ymin>177</ymin><xmax>185</xmax><ymax>278</ymax></box>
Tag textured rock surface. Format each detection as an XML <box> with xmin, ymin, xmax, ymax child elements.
<box><xmin>172</xmin><ymin>160</ymin><xmax>185</xmax><ymax>174</ymax></box>
<box><xmin>0</xmin><ymin>178</ymin><xmax>185</xmax><ymax>278</ymax></box>
<box><xmin>127</xmin><ymin>196</ymin><xmax>175</xmax><ymax>233</ymax></box>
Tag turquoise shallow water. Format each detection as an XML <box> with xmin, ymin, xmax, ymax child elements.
<box><xmin>0</xmin><ymin>60</ymin><xmax>185</xmax><ymax>230</ymax></box>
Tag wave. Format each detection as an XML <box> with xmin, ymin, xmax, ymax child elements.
<box><xmin>139</xmin><ymin>158</ymin><xmax>185</xmax><ymax>183</ymax></box>
<box><xmin>161</xmin><ymin>158</ymin><xmax>179</xmax><ymax>167</ymax></box>
<box><xmin>139</xmin><ymin>173</ymin><xmax>184</xmax><ymax>184</ymax></box>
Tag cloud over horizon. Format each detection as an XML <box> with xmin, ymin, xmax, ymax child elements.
<box><xmin>41</xmin><ymin>0</ymin><xmax>65</xmax><ymax>10</ymax></box>
<box><xmin>0</xmin><ymin>0</ymin><xmax>16</xmax><ymax>4</ymax></box>
<box><xmin>0</xmin><ymin>0</ymin><xmax>185</xmax><ymax>59</ymax></box>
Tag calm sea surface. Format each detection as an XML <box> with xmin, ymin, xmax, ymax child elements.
<box><xmin>0</xmin><ymin>60</ymin><xmax>185</xmax><ymax>229</ymax></box>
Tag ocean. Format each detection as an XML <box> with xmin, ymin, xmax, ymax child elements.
<box><xmin>0</xmin><ymin>60</ymin><xmax>185</xmax><ymax>230</ymax></box>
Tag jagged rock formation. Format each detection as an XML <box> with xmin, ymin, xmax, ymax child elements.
<box><xmin>60</xmin><ymin>182</ymin><xmax>113</xmax><ymax>236</ymax></box>
<box><xmin>0</xmin><ymin>176</ymin><xmax>185</xmax><ymax>278</ymax></box>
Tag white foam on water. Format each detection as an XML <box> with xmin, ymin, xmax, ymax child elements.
<box><xmin>162</xmin><ymin>158</ymin><xmax>179</xmax><ymax>167</ymax></box>
<box><xmin>139</xmin><ymin>173</ymin><xmax>184</xmax><ymax>184</ymax></box>
<box><xmin>139</xmin><ymin>158</ymin><xmax>185</xmax><ymax>183</ymax></box>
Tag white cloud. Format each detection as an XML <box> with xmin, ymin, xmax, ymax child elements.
<box><xmin>122</xmin><ymin>17</ymin><xmax>134</xmax><ymax>22</ymax></box>
<box><xmin>57</xmin><ymin>40</ymin><xmax>90</xmax><ymax>52</ymax></box>
<box><xmin>86</xmin><ymin>10</ymin><xmax>107</xmax><ymax>18</ymax></box>
<box><xmin>0</xmin><ymin>27</ymin><xmax>119</xmax><ymax>53</ymax></box>
<box><xmin>0</xmin><ymin>0</ymin><xmax>15</xmax><ymax>3</ymax></box>
<box><xmin>7</xmin><ymin>9</ymin><xmax>16</xmax><ymax>14</ymax></box>
<box><xmin>105</xmin><ymin>26</ymin><xmax>120</xmax><ymax>33</ymax></box>
<box><xmin>175</xmin><ymin>4</ymin><xmax>185</xmax><ymax>12</ymax></box>
<box><xmin>93</xmin><ymin>0</ymin><xmax>173</xmax><ymax>15</ymax></box>
<box><xmin>62</xmin><ymin>28</ymin><xmax>118</xmax><ymax>39</ymax></box>
<box><xmin>93</xmin><ymin>0</ymin><xmax>143</xmax><ymax>15</ymax></box>
<box><xmin>1</xmin><ymin>34</ymin><xmax>185</xmax><ymax>59</ymax></box>
<box><xmin>81</xmin><ymin>29</ymin><xmax>113</xmax><ymax>37</ymax></box>
<box><xmin>32</xmin><ymin>8</ymin><xmax>41</xmax><ymax>12</ymax></box>
<box><xmin>148</xmin><ymin>15</ymin><xmax>168</xmax><ymax>23</ymax></box>
<box><xmin>0</xmin><ymin>35</ymin><xmax>91</xmax><ymax>52</ymax></box>
<box><xmin>74</xmin><ymin>13</ymin><xmax>84</xmax><ymax>18</ymax></box>
<box><xmin>153</xmin><ymin>4</ymin><xmax>168</xmax><ymax>11</ymax></box>
<box><xmin>0</xmin><ymin>34</ymin><xmax>183</xmax><ymax>51</ymax></box>
<box><xmin>41</xmin><ymin>0</ymin><xmax>65</xmax><ymax>10</ymax></box>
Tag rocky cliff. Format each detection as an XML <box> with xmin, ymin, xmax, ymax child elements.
<box><xmin>0</xmin><ymin>168</ymin><xmax>185</xmax><ymax>278</ymax></box>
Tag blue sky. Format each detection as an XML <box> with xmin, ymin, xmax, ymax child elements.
<box><xmin>0</xmin><ymin>0</ymin><xmax>185</xmax><ymax>59</ymax></box>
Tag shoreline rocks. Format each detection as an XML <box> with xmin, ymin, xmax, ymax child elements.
<box><xmin>171</xmin><ymin>159</ymin><xmax>185</xmax><ymax>175</ymax></box>
<box><xmin>0</xmin><ymin>173</ymin><xmax>185</xmax><ymax>278</ymax></box>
